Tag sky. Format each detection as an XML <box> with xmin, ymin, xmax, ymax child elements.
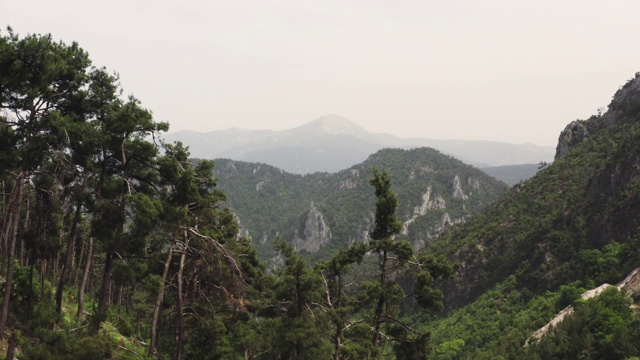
<box><xmin>1</xmin><ymin>0</ymin><xmax>639</xmax><ymax>146</ymax></box>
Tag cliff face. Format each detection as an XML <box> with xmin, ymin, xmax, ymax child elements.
<box><xmin>555</xmin><ymin>120</ymin><xmax>590</xmax><ymax>159</ymax></box>
<box><xmin>293</xmin><ymin>202</ymin><xmax>332</xmax><ymax>253</ymax></box>
<box><xmin>439</xmin><ymin>72</ymin><xmax>640</xmax><ymax>311</ymax></box>
<box><xmin>555</xmin><ymin>72</ymin><xmax>640</xmax><ymax>160</ymax></box>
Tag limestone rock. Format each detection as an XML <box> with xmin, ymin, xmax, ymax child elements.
<box><xmin>555</xmin><ymin>72</ymin><xmax>640</xmax><ymax>160</ymax></box>
<box><xmin>452</xmin><ymin>175</ymin><xmax>468</xmax><ymax>200</ymax></box>
<box><xmin>555</xmin><ymin>121</ymin><xmax>590</xmax><ymax>159</ymax></box>
<box><xmin>293</xmin><ymin>202</ymin><xmax>332</xmax><ymax>253</ymax></box>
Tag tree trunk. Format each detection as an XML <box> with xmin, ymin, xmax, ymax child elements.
<box><xmin>76</xmin><ymin>236</ymin><xmax>93</xmax><ymax>326</ymax></box>
<box><xmin>0</xmin><ymin>176</ymin><xmax>24</xmax><ymax>335</ymax></box>
<box><xmin>56</xmin><ymin>181</ymin><xmax>86</xmax><ymax>317</ymax></box>
<box><xmin>27</xmin><ymin>257</ymin><xmax>35</xmax><ymax>320</ymax></box>
<box><xmin>40</xmin><ymin>257</ymin><xmax>47</xmax><ymax>300</ymax></box>
<box><xmin>53</xmin><ymin>247</ymin><xmax>60</xmax><ymax>285</ymax></box>
<box><xmin>149</xmin><ymin>239</ymin><xmax>175</xmax><ymax>357</ymax></box>
<box><xmin>19</xmin><ymin>195</ymin><xmax>30</xmax><ymax>267</ymax></box>
<box><xmin>333</xmin><ymin>323</ymin><xmax>343</xmax><ymax>360</ymax></box>
<box><xmin>0</xmin><ymin>178</ymin><xmax>20</xmax><ymax>277</ymax></box>
<box><xmin>98</xmin><ymin>145</ymin><xmax>128</xmax><ymax>314</ymax></box>
<box><xmin>0</xmin><ymin>180</ymin><xmax>5</xmax><ymax>258</ymax></box>
<box><xmin>372</xmin><ymin>249</ymin><xmax>388</xmax><ymax>350</ymax></box>
<box><xmin>174</xmin><ymin>233</ymin><xmax>189</xmax><ymax>360</ymax></box>
<box><xmin>0</xmin><ymin>211</ymin><xmax>12</xmax><ymax>276</ymax></box>
<box><xmin>117</xmin><ymin>285</ymin><xmax>123</xmax><ymax>315</ymax></box>
<box><xmin>74</xmin><ymin>234</ymin><xmax>86</xmax><ymax>289</ymax></box>
<box><xmin>332</xmin><ymin>275</ymin><xmax>344</xmax><ymax>360</ymax></box>
<box><xmin>5</xmin><ymin>331</ymin><xmax>17</xmax><ymax>360</ymax></box>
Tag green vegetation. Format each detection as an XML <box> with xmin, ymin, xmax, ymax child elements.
<box><xmin>0</xmin><ymin>28</ymin><xmax>457</xmax><ymax>359</ymax></box>
<box><xmin>214</xmin><ymin>147</ymin><xmax>506</xmax><ymax>261</ymax></box>
<box><xmin>3</xmin><ymin>26</ymin><xmax>640</xmax><ymax>360</ymax></box>
<box><xmin>417</xmin><ymin>72</ymin><xmax>640</xmax><ymax>359</ymax></box>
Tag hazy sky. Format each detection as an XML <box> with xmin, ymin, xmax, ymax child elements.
<box><xmin>2</xmin><ymin>1</ymin><xmax>639</xmax><ymax>146</ymax></box>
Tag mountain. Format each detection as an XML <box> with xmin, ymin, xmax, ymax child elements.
<box><xmin>163</xmin><ymin>114</ymin><xmax>555</xmax><ymax>174</ymax></box>
<box><xmin>164</xmin><ymin>128</ymin><xmax>275</xmax><ymax>158</ymax></box>
<box><xmin>214</xmin><ymin>147</ymin><xmax>507</xmax><ymax>259</ymax></box>
<box><xmin>481</xmin><ymin>163</ymin><xmax>541</xmax><ymax>186</ymax></box>
<box><xmin>418</xmin><ymin>72</ymin><xmax>640</xmax><ymax>358</ymax></box>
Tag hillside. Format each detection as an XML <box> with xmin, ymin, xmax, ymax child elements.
<box><xmin>163</xmin><ymin>114</ymin><xmax>555</xmax><ymax>174</ymax></box>
<box><xmin>418</xmin><ymin>72</ymin><xmax>640</xmax><ymax>358</ymax></box>
<box><xmin>214</xmin><ymin>147</ymin><xmax>507</xmax><ymax>259</ymax></box>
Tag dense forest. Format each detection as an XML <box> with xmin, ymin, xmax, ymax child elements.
<box><xmin>0</xmin><ymin>29</ymin><xmax>456</xmax><ymax>359</ymax></box>
<box><xmin>3</xmin><ymin>28</ymin><xmax>640</xmax><ymax>360</ymax></box>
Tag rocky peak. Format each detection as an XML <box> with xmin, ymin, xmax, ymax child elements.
<box><xmin>293</xmin><ymin>201</ymin><xmax>332</xmax><ymax>253</ymax></box>
<box><xmin>289</xmin><ymin>114</ymin><xmax>370</xmax><ymax>137</ymax></box>
<box><xmin>555</xmin><ymin>72</ymin><xmax>640</xmax><ymax>160</ymax></box>
<box><xmin>604</xmin><ymin>71</ymin><xmax>640</xmax><ymax>124</ymax></box>
<box><xmin>555</xmin><ymin>120</ymin><xmax>590</xmax><ymax>159</ymax></box>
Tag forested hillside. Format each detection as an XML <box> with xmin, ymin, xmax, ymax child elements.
<box><xmin>419</xmin><ymin>72</ymin><xmax>640</xmax><ymax>359</ymax></box>
<box><xmin>214</xmin><ymin>148</ymin><xmax>506</xmax><ymax>260</ymax></box>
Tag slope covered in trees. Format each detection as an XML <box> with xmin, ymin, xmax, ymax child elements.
<box><xmin>214</xmin><ymin>148</ymin><xmax>507</xmax><ymax>261</ymax></box>
<box><xmin>417</xmin><ymin>72</ymin><xmax>640</xmax><ymax>359</ymax></box>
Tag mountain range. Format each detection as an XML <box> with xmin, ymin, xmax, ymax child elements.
<box><xmin>163</xmin><ymin>114</ymin><xmax>555</xmax><ymax>174</ymax></box>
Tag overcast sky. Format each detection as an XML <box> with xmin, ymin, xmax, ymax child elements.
<box><xmin>2</xmin><ymin>0</ymin><xmax>639</xmax><ymax>146</ymax></box>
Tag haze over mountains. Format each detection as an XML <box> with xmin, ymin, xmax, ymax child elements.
<box><xmin>163</xmin><ymin>114</ymin><xmax>555</xmax><ymax>174</ymax></box>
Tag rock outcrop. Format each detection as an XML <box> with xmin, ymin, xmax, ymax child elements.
<box><xmin>556</xmin><ymin>72</ymin><xmax>640</xmax><ymax>160</ymax></box>
<box><xmin>555</xmin><ymin>120</ymin><xmax>590</xmax><ymax>159</ymax></box>
<box><xmin>527</xmin><ymin>265</ymin><xmax>640</xmax><ymax>345</ymax></box>
<box><xmin>604</xmin><ymin>71</ymin><xmax>640</xmax><ymax>125</ymax></box>
<box><xmin>452</xmin><ymin>175</ymin><xmax>468</xmax><ymax>200</ymax></box>
<box><xmin>401</xmin><ymin>186</ymin><xmax>447</xmax><ymax>235</ymax></box>
<box><xmin>293</xmin><ymin>202</ymin><xmax>332</xmax><ymax>253</ymax></box>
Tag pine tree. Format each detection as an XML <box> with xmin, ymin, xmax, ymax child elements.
<box><xmin>366</xmin><ymin>169</ymin><xmax>455</xmax><ymax>359</ymax></box>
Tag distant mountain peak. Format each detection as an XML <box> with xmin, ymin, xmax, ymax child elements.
<box><xmin>292</xmin><ymin>114</ymin><xmax>369</xmax><ymax>136</ymax></box>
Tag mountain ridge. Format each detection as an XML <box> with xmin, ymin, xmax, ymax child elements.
<box><xmin>163</xmin><ymin>114</ymin><xmax>555</xmax><ymax>174</ymax></box>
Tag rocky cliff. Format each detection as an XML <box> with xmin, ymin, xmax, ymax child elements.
<box><xmin>293</xmin><ymin>202</ymin><xmax>332</xmax><ymax>253</ymax></box>
<box><xmin>556</xmin><ymin>72</ymin><xmax>640</xmax><ymax>160</ymax></box>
